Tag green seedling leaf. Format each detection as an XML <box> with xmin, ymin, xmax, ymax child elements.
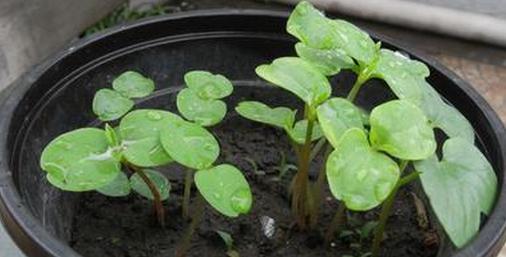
<box><xmin>119</xmin><ymin>109</ymin><xmax>181</xmax><ymax>167</ymax></box>
<box><xmin>326</xmin><ymin>128</ymin><xmax>399</xmax><ymax>211</ymax></box>
<box><xmin>415</xmin><ymin>138</ymin><xmax>497</xmax><ymax>247</ymax></box>
<box><xmin>216</xmin><ymin>230</ymin><xmax>234</xmax><ymax>251</ymax></box>
<box><xmin>130</xmin><ymin>169</ymin><xmax>170</xmax><ymax>200</ymax></box>
<box><xmin>369</xmin><ymin>100</ymin><xmax>436</xmax><ymax>160</ymax></box>
<box><xmin>93</xmin><ymin>89</ymin><xmax>134</xmax><ymax>121</ymax></box>
<box><xmin>256</xmin><ymin>57</ymin><xmax>331</xmax><ymax>107</ymax></box>
<box><xmin>112</xmin><ymin>71</ymin><xmax>155</xmax><ymax>98</ymax></box>
<box><xmin>331</xmin><ymin>19</ymin><xmax>376</xmax><ymax>65</ymax></box>
<box><xmin>177</xmin><ymin>88</ymin><xmax>226</xmax><ymax>127</ymax></box>
<box><xmin>96</xmin><ymin>172</ymin><xmax>131</xmax><ymax>197</ymax></box>
<box><xmin>104</xmin><ymin>124</ymin><xmax>120</xmax><ymax>147</ymax></box>
<box><xmin>160</xmin><ymin>119</ymin><xmax>219</xmax><ymax>170</ymax></box>
<box><xmin>295</xmin><ymin>43</ymin><xmax>354</xmax><ymax>76</ymax></box>
<box><xmin>40</xmin><ymin>128</ymin><xmax>121</xmax><ymax>191</ymax></box>
<box><xmin>235</xmin><ymin>101</ymin><xmax>296</xmax><ymax>130</ymax></box>
<box><xmin>286</xmin><ymin>120</ymin><xmax>323</xmax><ymax>144</ymax></box>
<box><xmin>184</xmin><ymin>70</ymin><xmax>233</xmax><ymax>100</ymax></box>
<box><xmin>195</xmin><ymin>164</ymin><xmax>252</xmax><ymax>217</ymax></box>
<box><xmin>360</xmin><ymin>221</ymin><xmax>378</xmax><ymax>239</ymax></box>
<box><xmin>316</xmin><ymin>97</ymin><xmax>364</xmax><ymax>148</ymax></box>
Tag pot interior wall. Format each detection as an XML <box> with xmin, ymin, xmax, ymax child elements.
<box><xmin>6</xmin><ymin>24</ymin><xmax>499</xmax><ymax>257</ymax></box>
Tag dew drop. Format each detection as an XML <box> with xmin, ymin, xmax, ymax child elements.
<box><xmin>146</xmin><ymin>111</ymin><xmax>162</xmax><ymax>121</ymax></box>
<box><xmin>230</xmin><ymin>188</ymin><xmax>252</xmax><ymax>214</ymax></box>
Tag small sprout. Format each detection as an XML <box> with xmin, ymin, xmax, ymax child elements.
<box><xmin>112</xmin><ymin>71</ymin><xmax>155</xmax><ymax>98</ymax></box>
<box><xmin>40</xmin><ymin>128</ymin><xmax>121</xmax><ymax>191</ymax></box>
<box><xmin>93</xmin><ymin>88</ymin><xmax>134</xmax><ymax>121</ymax></box>
<box><xmin>160</xmin><ymin>118</ymin><xmax>220</xmax><ymax>170</ymax></box>
<box><xmin>195</xmin><ymin>164</ymin><xmax>252</xmax><ymax>217</ymax></box>
<box><xmin>216</xmin><ymin>229</ymin><xmax>241</xmax><ymax>257</ymax></box>
<box><xmin>130</xmin><ymin>169</ymin><xmax>170</xmax><ymax>201</ymax></box>
<box><xmin>96</xmin><ymin>172</ymin><xmax>131</xmax><ymax>197</ymax></box>
<box><xmin>184</xmin><ymin>70</ymin><xmax>233</xmax><ymax>100</ymax></box>
<box><xmin>359</xmin><ymin>221</ymin><xmax>378</xmax><ymax>240</ymax></box>
<box><xmin>243</xmin><ymin>157</ymin><xmax>266</xmax><ymax>176</ymax></box>
<box><xmin>273</xmin><ymin>150</ymin><xmax>297</xmax><ymax>180</ymax></box>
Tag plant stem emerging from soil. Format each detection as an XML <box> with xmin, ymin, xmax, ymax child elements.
<box><xmin>125</xmin><ymin>162</ymin><xmax>166</xmax><ymax>227</ymax></box>
<box><xmin>176</xmin><ymin>193</ymin><xmax>206</xmax><ymax>257</ymax></box>
<box><xmin>182</xmin><ymin>169</ymin><xmax>194</xmax><ymax>220</ymax></box>
<box><xmin>291</xmin><ymin>105</ymin><xmax>316</xmax><ymax>230</ymax></box>
<box><xmin>309</xmin><ymin>143</ymin><xmax>332</xmax><ymax>228</ymax></box>
<box><xmin>325</xmin><ymin>202</ymin><xmax>347</xmax><ymax>244</ymax></box>
<box><xmin>371</xmin><ymin>160</ymin><xmax>413</xmax><ymax>257</ymax></box>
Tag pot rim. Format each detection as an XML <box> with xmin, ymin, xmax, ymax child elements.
<box><xmin>0</xmin><ymin>8</ymin><xmax>505</xmax><ymax>257</ymax></box>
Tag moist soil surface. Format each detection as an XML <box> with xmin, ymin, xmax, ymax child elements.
<box><xmin>71</xmin><ymin>115</ymin><xmax>440</xmax><ymax>257</ymax></box>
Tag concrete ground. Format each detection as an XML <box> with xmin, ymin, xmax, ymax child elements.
<box><xmin>1</xmin><ymin>0</ymin><xmax>505</xmax><ymax>256</ymax></box>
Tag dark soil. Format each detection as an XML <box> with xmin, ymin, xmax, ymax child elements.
<box><xmin>70</xmin><ymin>113</ymin><xmax>440</xmax><ymax>257</ymax></box>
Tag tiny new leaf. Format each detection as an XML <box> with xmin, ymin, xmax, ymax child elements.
<box><xmin>195</xmin><ymin>164</ymin><xmax>252</xmax><ymax>217</ymax></box>
<box><xmin>316</xmin><ymin>97</ymin><xmax>364</xmax><ymax>148</ymax></box>
<box><xmin>119</xmin><ymin>109</ymin><xmax>181</xmax><ymax>167</ymax></box>
<box><xmin>40</xmin><ymin>128</ymin><xmax>121</xmax><ymax>191</ymax></box>
<box><xmin>96</xmin><ymin>172</ymin><xmax>131</xmax><ymax>197</ymax></box>
<box><xmin>286</xmin><ymin>120</ymin><xmax>323</xmax><ymax>145</ymax></box>
<box><xmin>112</xmin><ymin>71</ymin><xmax>155</xmax><ymax>98</ymax></box>
<box><xmin>235</xmin><ymin>101</ymin><xmax>296</xmax><ymax>130</ymax></box>
<box><xmin>130</xmin><ymin>169</ymin><xmax>170</xmax><ymax>200</ymax></box>
<box><xmin>160</xmin><ymin>119</ymin><xmax>220</xmax><ymax>170</ymax></box>
<box><xmin>295</xmin><ymin>43</ymin><xmax>354</xmax><ymax>76</ymax></box>
<box><xmin>415</xmin><ymin>138</ymin><xmax>497</xmax><ymax>247</ymax></box>
<box><xmin>256</xmin><ymin>57</ymin><xmax>331</xmax><ymax>107</ymax></box>
<box><xmin>176</xmin><ymin>88</ymin><xmax>227</xmax><ymax>127</ymax></box>
<box><xmin>369</xmin><ymin>100</ymin><xmax>436</xmax><ymax>160</ymax></box>
<box><xmin>326</xmin><ymin>128</ymin><xmax>399</xmax><ymax>211</ymax></box>
<box><xmin>93</xmin><ymin>89</ymin><xmax>134</xmax><ymax>121</ymax></box>
<box><xmin>184</xmin><ymin>70</ymin><xmax>233</xmax><ymax>100</ymax></box>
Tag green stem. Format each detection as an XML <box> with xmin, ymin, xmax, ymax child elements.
<box><xmin>176</xmin><ymin>193</ymin><xmax>205</xmax><ymax>257</ymax></box>
<box><xmin>291</xmin><ymin>105</ymin><xmax>316</xmax><ymax>229</ymax></box>
<box><xmin>309</xmin><ymin>138</ymin><xmax>327</xmax><ymax>163</ymax></box>
<box><xmin>371</xmin><ymin>160</ymin><xmax>411</xmax><ymax>257</ymax></box>
<box><xmin>346</xmin><ymin>71</ymin><xmax>370</xmax><ymax>102</ymax></box>
<box><xmin>309</xmin><ymin>143</ymin><xmax>332</xmax><ymax>228</ymax></box>
<box><xmin>126</xmin><ymin>163</ymin><xmax>165</xmax><ymax>227</ymax></box>
<box><xmin>182</xmin><ymin>169</ymin><xmax>194</xmax><ymax>220</ymax></box>
<box><xmin>324</xmin><ymin>202</ymin><xmax>347</xmax><ymax>244</ymax></box>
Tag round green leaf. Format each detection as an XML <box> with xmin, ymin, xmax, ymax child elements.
<box><xmin>112</xmin><ymin>71</ymin><xmax>155</xmax><ymax>98</ymax></box>
<box><xmin>256</xmin><ymin>57</ymin><xmax>331</xmax><ymax>107</ymax></box>
<box><xmin>119</xmin><ymin>109</ymin><xmax>181</xmax><ymax>167</ymax></box>
<box><xmin>160</xmin><ymin>119</ymin><xmax>219</xmax><ymax>170</ymax></box>
<box><xmin>286</xmin><ymin>120</ymin><xmax>323</xmax><ymax>145</ymax></box>
<box><xmin>235</xmin><ymin>101</ymin><xmax>296</xmax><ymax>130</ymax></box>
<box><xmin>326</xmin><ymin>128</ymin><xmax>399</xmax><ymax>211</ymax></box>
<box><xmin>370</xmin><ymin>100</ymin><xmax>436</xmax><ymax>160</ymax></box>
<box><xmin>295</xmin><ymin>43</ymin><xmax>354</xmax><ymax>76</ymax></box>
<box><xmin>195</xmin><ymin>164</ymin><xmax>252</xmax><ymax>217</ymax></box>
<box><xmin>184</xmin><ymin>70</ymin><xmax>233</xmax><ymax>100</ymax></box>
<box><xmin>130</xmin><ymin>169</ymin><xmax>170</xmax><ymax>201</ymax></box>
<box><xmin>316</xmin><ymin>97</ymin><xmax>364</xmax><ymax>148</ymax></box>
<box><xmin>177</xmin><ymin>88</ymin><xmax>226</xmax><ymax>127</ymax></box>
<box><xmin>92</xmin><ymin>89</ymin><xmax>134</xmax><ymax>121</ymax></box>
<box><xmin>416</xmin><ymin>138</ymin><xmax>497</xmax><ymax>247</ymax></box>
<box><xmin>40</xmin><ymin>128</ymin><xmax>121</xmax><ymax>191</ymax></box>
<box><xmin>96</xmin><ymin>172</ymin><xmax>131</xmax><ymax>197</ymax></box>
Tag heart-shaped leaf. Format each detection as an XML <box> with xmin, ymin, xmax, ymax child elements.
<box><xmin>112</xmin><ymin>71</ymin><xmax>155</xmax><ymax>98</ymax></box>
<box><xmin>130</xmin><ymin>169</ymin><xmax>170</xmax><ymax>201</ymax></box>
<box><xmin>415</xmin><ymin>138</ymin><xmax>497</xmax><ymax>247</ymax></box>
<box><xmin>93</xmin><ymin>89</ymin><xmax>134</xmax><ymax>121</ymax></box>
<box><xmin>326</xmin><ymin>128</ymin><xmax>399</xmax><ymax>211</ymax></box>
<box><xmin>96</xmin><ymin>172</ymin><xmax>131</xmax><ymax>197</ymax></box>
<box><xmin>177</xmin><ymin>88</ymin><xmax>227</xmax><ymax>127</ymax></box>
<box><xmin>370</xmin><ymin>100</ymin><xmax>436</xmax><ymax>160</ymax></box>
<box><xmin>316</xmin><ymin>97</ymin><xmax>364</xmax><ymax>148</ymax></box>
<box><xmin>235</xmin><ymin>101</ymin><xmax>296</xmax><ymax>130</ymax></box>
<box><xmin>295</xmin><ymin>43</ymin><xmax>354</xmax><ymax>76</ymax></box>
<box><xmin>256</xmin><ymin>57</ymin><xmax>331</xmax><ymax>106</ymax></box>
<box><xmin>184</xmin><ymin>71</ymin><xmax>233</xmax><ymax>100</ymax></box>
<box><xmin>195</xmin><ymin>164</ymin><xmax>252</xmax><ymax>217</ymax></box>
<box><xmin>119</xmin><ymin>109</ymin><xmax>181</xmax><ymax>167</ymax></box>
<box><xmin>286</xmin><ymin>120</ymin><xmax>323</xmax><ymax>144</ymax></box>
<box><xmin>160</xmin><ymin>119</ymin><xmax>219</xmax><ymax>170</ymax></box>
<box><xmin>40</xmin><ymin>128</ymin><xmax>121</xmax><ymax>191</ymax></box>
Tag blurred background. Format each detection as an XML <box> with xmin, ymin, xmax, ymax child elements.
<box><xmin>0</xmin><ymin>0</ymin><xmax>505</xmax><ymax>256</ymax></box>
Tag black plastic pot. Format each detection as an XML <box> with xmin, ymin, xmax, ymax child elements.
<box><xmin>0</xmin><ymin>9</ymin><xmax>505</xmax><ymax>257</ymax></box>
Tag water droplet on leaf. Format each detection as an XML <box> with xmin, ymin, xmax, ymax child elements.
<box><xmin>230</xmin><ymin>188</ymin><xmax>252</xmax><ymax>214</ymax></box>
<box><xmin>146</xmin><ymin>111</ymin><xmax>162</xmax><ymax>121</ymax></box>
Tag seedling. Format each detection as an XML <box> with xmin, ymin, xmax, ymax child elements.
<box><xmin>216</xmin><ymin>230</ymin><xmax>241</xmax><ymax>257</ymax></box>
<box><xmin>236</xmin><ymin>1</ymin><xmax>497</xmax><ymax>255</ymax></box>
<box><xmin>40</xmin><ymin>70</ymin><xmax>253</xmax><ymax>257</ymax></box>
